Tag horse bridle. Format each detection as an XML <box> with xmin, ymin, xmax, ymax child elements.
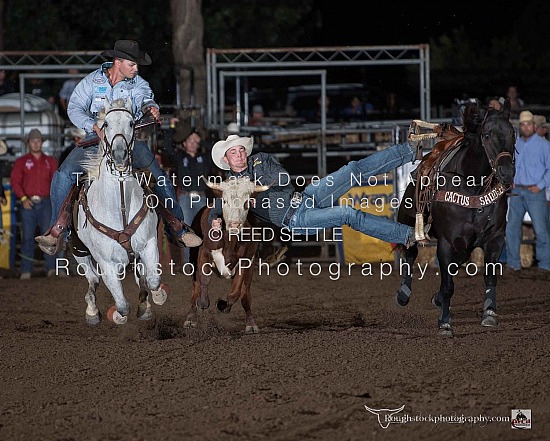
<box><xmin>86</xmin><ymin>107</ymin><xmax>157</xmax><ymax>257</ymax></box>
<box><xmin>100</xmin><ymin>107</ymin><xmax>136</xmax><ymax>174</ymax></box>
<box><xmin>479</xmin><ymin>111</ymin><xmax>514</xmax><ymax>189</ymax></box>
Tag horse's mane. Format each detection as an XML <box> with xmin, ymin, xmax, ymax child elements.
<box><xmin>81</xmin><ymin>98</ymin><xmax>130</xmax><ymax>179</ymax></box>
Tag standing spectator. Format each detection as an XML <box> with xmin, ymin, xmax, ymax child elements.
<box><xmin>28</xmin><ymin>77</ymin><xmax>56</xmax><ymax>109</ymax></box>
<box><xmin>341</xmin><ymin>96</ymin><xmax>365</xmax><ymax>120</ymax></box>
<box><xmin>499</xmin><ymin>85</ymin><xmax>524</xmax><ymax>120</ymax></box>
<box><xmin>0</xmin><ymin>69</ymin><xmax>16</xmax><ymax>95</ymax></box>
<box><xmin>485</xmin><ymin>96</ymin><xmax>502</xmax><ymax>111</ymax></box>
<box><xmin>226</xmin><ymin>122</ymin><xmax>240</xmax><ymax>135</ymax></box>
<box><xmin>340</xmin><ymin>95</ymin><xmax>375</xmax><ymax>121</ymax></box>
<box><xmin>164</xmin><ymin>127</ymin><xmax>214</xmax><ymax>263</ymax></box>
<box><xmin>302</xmin><ymin>95</ymin><xmax>334</xmax><ymax>122</ymax></box>
<box><xmin>0</xmin><ymin>159</ymin><xmax>8</xmax><ymax>239</ymax></box>
<box><xmin>58</xmin><ymin>69</ymin><xmax>80</xmax><ymax>119</ymax></box>
<box><xmin>58</xmin><ymin>127</ymin><xmax>86</xmax><ymax>166</ymax></box>
<box><xmin>505</xmin><ymin>111</ymin><xmax>550</xmax><ymax>271</ymax></box>
<box><xmin>0</xmin><ymin>158</ymin><xmax>6</xmax><ymax>279</ymax></box>
<box><xmin>249</xmin><ymin>104</ymin><xmax>265</xmax><ymax>126</ymax></box>
<box><xmin>539</xmin><ymin>118</ymin><xmax>550</xmax><ymax>225</ymax></box>
<box><xmin>10</xmin><ymin>129</ymin><xmax>58</xmax><ymax>279</ymax></box>
<box><xmin>534</xmin><ymin>115</ymin><xmax>550</xmax><ymax>140</ymax></box>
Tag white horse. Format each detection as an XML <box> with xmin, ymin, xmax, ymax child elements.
<box><xmin>74</xmin><ymin>97</ymin><xmax>167</xmax><ymax>325</ymax></box>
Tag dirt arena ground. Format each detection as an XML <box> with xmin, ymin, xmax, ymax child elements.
<box><xmin>0</xmin><ymin>258</ymin><xmax>548</xmax><ymax>441</ymax></box>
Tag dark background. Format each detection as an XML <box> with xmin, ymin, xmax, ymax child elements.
<box><xmin>2</xmin><ymin>1</ymin><xmax>549</xmax><ymax>110</ymax></box>
<box><xmin>313</xmin><ymin>4</ymin><xmax>516</xmax><ymax>45</ymax></box>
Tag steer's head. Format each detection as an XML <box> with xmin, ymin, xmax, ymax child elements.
<box><xmin>206</xmin><ymin>176</ymin><xmax>270</xmax><ymax>229</ymax></box>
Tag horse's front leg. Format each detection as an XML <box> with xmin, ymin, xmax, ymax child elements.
<box><xmin>136</xmin><ymin>274</ymin><xmax>153</xmax><ymax>321</ymax></box>
<box><xmin>433</xmin><ymin>243</ymin><xmax>455</xmax><ymax>337</ymax></box>
<box><xmin>137</xmin><ymin>241</ymin><xmax>168</xmax><ymax>306</ymax></box>
<box><xmin>101</xmin><ymin>266</ymin><xmax>130</xmax><ymax>325</ymax></box>
<box><xmin>480</xmin><ymin>240</ymin><xmax>503</xmax><ymax>327</ymax></box>
<box><xmin>74</xmin><ymin>255</ymin><xmax>102</xmax><ymax>326</ymax></box>
<box><xmin>396</xmin><ymin>244</ymin><xmax>419</xmax><ymax>306</ymax></box>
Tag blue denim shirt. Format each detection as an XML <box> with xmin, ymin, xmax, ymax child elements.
<box><xmin>67</xmin><ymin>62</ymin><xmax>159</xmax><ymax>134</ymax></box>
<box><xmin>514</xmin><ymin>133</ymin><xmax>550</xmax><ymax>190</ymax></box>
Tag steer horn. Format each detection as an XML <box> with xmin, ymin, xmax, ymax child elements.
<box><xmin>203</xmin><ymin>176</ymin><xmax>222</xmax><ymax>191</ymax></box>
<box><xmin>203</xmin><ymin>176</ymin><xmax>270</xmax><ymax>193</ymax></box>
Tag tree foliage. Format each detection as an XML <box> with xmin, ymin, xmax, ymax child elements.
<box><xmin>203</xmin><ymin>0</ymin><xmax>316</xmax><ymax>48</ymax></box>
<box><xmin>2</xmin><ymin>0</ymin><xmax>550</xmax><ymax>106</ymax></box>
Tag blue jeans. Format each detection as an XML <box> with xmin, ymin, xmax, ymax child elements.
<box><xmin>48</xmin><ymin>137</ymin><xmax>184</xmax><ymax>228</ymax></box>
<box><xmin>20</xmin><ymin>198</ymin><xmax>57</xmax><ymax>273</ymax></box>
<box><xmin>287</xmin><ymin>142</ymin><xmax>416</xmax><ymax>244</ymax></box>
<box><xmin>178</xmin><ymin>192</ymin><xmax>207</xmax><ymax>262</ymax></box>
<box><xmin>505</xmin><ymin>187</ymin><xmax>550</xmax><ymax>270</ymax></box>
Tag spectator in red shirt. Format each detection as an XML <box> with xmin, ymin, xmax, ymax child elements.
<box><xmin>0</xmin><ymin>160</ymin><xmax>8</xmax><ymax>245</ymax></box>
<box><xmin>10</xmin><ymin>129</ymin><xmax>58</xmax><ymax>279</ymax></box>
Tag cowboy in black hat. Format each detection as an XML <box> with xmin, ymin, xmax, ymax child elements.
<box><xmin>101</xmin><ymin>39</ymin><xmax>152</xmax><ymax>65</ymax></box>
<box><xmin>36</xmin><ymin>40</ymin><xmax>202</xmax><ymax>256</ymax></box>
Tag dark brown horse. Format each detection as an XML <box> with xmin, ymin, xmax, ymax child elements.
<box><xmin>395</xmin><ymin>100</ymin><xmax>516</xmax><ymax>337</ymax></box>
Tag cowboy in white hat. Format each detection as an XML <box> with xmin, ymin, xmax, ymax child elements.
<box><xmin>208</xmin><ymin>134</ymin><xmax>421</xmax><ymax>246</ymax></box>
<box><xmin>36</xmin><ymin>40</ymin><xmax>202</xmax><ymax>255</ymax></box>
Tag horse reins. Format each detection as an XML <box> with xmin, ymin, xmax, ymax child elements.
<box><xmin>84</xmin><ymin>107</ymin><xmax>158</xmax><ymax>257</ymax></box>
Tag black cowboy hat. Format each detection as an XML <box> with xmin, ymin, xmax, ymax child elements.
<box><xmin>101</xmin><ymin>40</ymin><xmax>152</xmax><ymax>66</ymax></box>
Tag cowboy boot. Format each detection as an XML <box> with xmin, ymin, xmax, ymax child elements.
<box><xmin>35</xmin><ymin>185</ymin><xmax>77</xmax><ymax>255</ymax></box>
<box><xmin>149</xmin><ymin>187</ymin><xmax>202</xmax><ymax>248</ymax></box>
<box><xmin>163</xmin><ymin>217</ymin><xmax>203</xmax><ymax>248</ymax></box>
<box><xmin>35</xmin><ymin>212</ymin><xmax>69</xmax><ymax>256</ymax></box>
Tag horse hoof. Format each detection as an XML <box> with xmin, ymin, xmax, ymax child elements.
<box><xmin>481</xmin><ymin>310</ymin><xmax>499</xmax><ymax>327</ymax></box>
<box><xmin>245</xmin><ymin>325</ymin><xmax>260</xmax><ymax>334</ymax></box>
<box><xmin>137</xmin><ymin>304</ymin><xmax>153</xmax><ymax>321</ymax></box>
<box><xmin>152</xmin><ymin>283</ymin><xmax>168</xmax><ymax>306</ymax></box>
<box><xmin>196</xmin><ymin>299</ymin><xmax>210</xmax><ymax>310</ymax></box>
<box><xmin>431</xmin><ymin>293</ymin><xmax>442</xmax><ymax>308</ymax></box>
<box><xmin>216</xmin><ymin>299</ymin><xmax>231</xmax><ymax>313</ymax></box>
<box><xmin>107</xmin><ymin>306</ymin><xmax>128</xmax><ymax>325</ymax></box>
<box><xmin>396</xmin><ymin>285</ymin><xmax>411</xmax><ymax>307</ymax></box>
<box><xmin>438</xmin><ymin>323</ymin><xmax>454</xmax><ymax>338</ymax></box>
<box><xmin>86</xmin><ymin>312</ymin><xmax>101</xmax><ymax>326</ymax></box>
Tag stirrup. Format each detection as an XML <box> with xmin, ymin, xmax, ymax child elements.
<box><xmin>408</xmin><ymin>120</ymin><xmax>442</xmax><ymax>160</ymax></box>
<box><xmin>36</xmin><ymin>232</ymin><xmax>66</xmax><ymax>256</ymax></box>
<box><xmin>414</xmin><ymin>213</ymin><xmax>431</xmax><ymax>242</ymax></box>
<box><xmin>408</xmin><ymin>119</ymin><xmax>441</xmax><ymax>142</ymax></box>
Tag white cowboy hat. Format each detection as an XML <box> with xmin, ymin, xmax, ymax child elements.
<box><xmin>211</xmin><ymin>134</ymin><xmax>253</xmax><ymax>170</ymax></box>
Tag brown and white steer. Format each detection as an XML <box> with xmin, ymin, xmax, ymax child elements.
<box><xmin>184</xmin><ymin>177</ymin><xmax>269</xmax><ymax>333</ymax></box>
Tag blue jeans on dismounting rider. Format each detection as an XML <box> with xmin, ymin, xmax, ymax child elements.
<box><xmin>48</xmin><ymin>134</ymin><xmax>185</xmax><ymax>228</ymax></box>
<box><xmin>285</xmin><ymin>142</ymin><xmax>417</xmax><ymax>244</ymax></box>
